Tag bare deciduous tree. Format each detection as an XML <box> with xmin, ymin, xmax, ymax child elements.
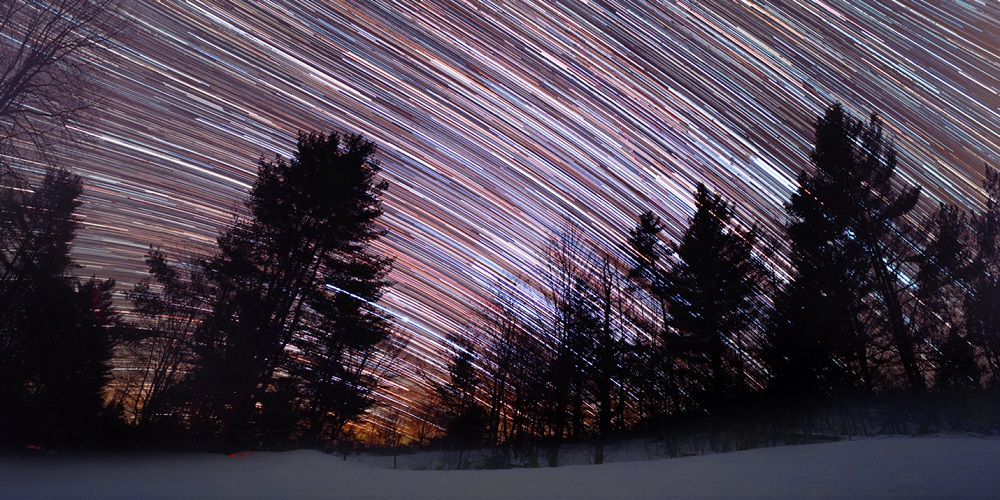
<box><xmin>0</xmin><ymin>0</ymin><xmax>123</xmax><ymax>164</ymax></box>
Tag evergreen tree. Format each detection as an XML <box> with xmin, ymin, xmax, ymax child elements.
<box><xmin>967</xmin><ymin>165</ymin><xmax>1000</xmax><ymax>386</ymax></box>
<box><xmin>628</xmin><ymin>211</ymin><xmax>671</xmax><ymax>310</ymax></box>
<box><xmin>628</xmin><ymin>211</ymin><xmax>680</xmax><ymax>417</ymax></box>
<box><xmin>435</xmin><ymin>337</ymin><xmax>488</xmax><ymax>449</ymax></box>
<box><xmin>184</xmin><ymin>132</ymin><xmax>395</xmax><ymax>450</ymax></box>
<box><xmin>665</xmin><ymin>183</ymin><xmax>765</xmax><ymax>410</ymax></box>
<box><xmin>771</xmin><ymin>104</ymin><xmax>924</xmax><ymax>395</ymax></box>
<box><xmin>0</xmin><ymin>169</ymin><xmax>116</xmax><ymax>447</ymax></box>
<box><xmin>935</xmin><ymin>327</ymin><xmax>981</xmax><ymax>391</ymax></box>
<box><xmin>912</xmin><ymin>204</ymin><xmax>978</xmax><ymax>390</ymax></box>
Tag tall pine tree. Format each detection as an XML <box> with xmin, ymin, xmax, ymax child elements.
<box><xmin>913</xmin><ymin>204</ymin><xmax>978</xmax><ymax>390</ymax></box>
<box><xmin>770</xmin><ymin>104</ymin><xmax>924</xmax><ymax>396</ymax></box>
<box><xmin>967</xmin><ymin>165</ymin><xmax>1000</xmax><ymax>386</ymax></box>
<box><xmin>185</xmin><ymin>132</ymin><xmax>395</xmax><ymax>450</ymax></box>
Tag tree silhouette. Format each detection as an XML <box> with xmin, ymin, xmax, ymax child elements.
<box><xmin>185</xmin><ymin>132</ymin><xmax>396</xmax><ymax>450</ymax></box>
<box><xmin>0</xmin><ymin>169</ymin><xmax>116</xmax><ymax>447</ymax></box>
<box><xmin>912</xmin><ymin>204</ymin><xmax>978</xmax><ymax>390</ymax></box>
<box><xmin>434</xmin><ymin>336</ymin><xmax>488</xmax><ymax>450</ymax></box>
<box><xmin>542</xmin><ymin>231</ymin><xmax>596</xmax><ymax>444</ymax></box>
<box><xmin>665</xmin><ymin>183</ymin><xmax>766</xmax><ymax>410</ymax></box>
<box><xmin>773</xmin><ymin>104</ymin><xmax>924</xmax><ymax>395</ymax></box>
<box><xmin>474</xmin><ymin>281</ymin><xmax>547</xmax><ymax>447</ymax></box>
<box><xmin>590</xmin><ymin>253</ymin><xmax>633</xmax><ymax>464</ymax></box>
<box><xmin>967</xmin><ymin>165</ymin><xmax>1000</xmax><ymax>386</ymax></box>
<box><xmin>117</xmin><ymin>246</ymin><xmax>208</xmax><ymax>432</ymax></box>
<box><xmin>538</xmin><ymin>231</ymin><xmax>641</xmax><ymax>463</ymax></box>
<box><xmin>0</xmin><ymin>0</ymin><xmax>123</xmax><ymax>163</ymax></box>
<box><xmin>628</xmin><ymin>211</ymin><xmax>680</xmax><ymax>418</ymax></box>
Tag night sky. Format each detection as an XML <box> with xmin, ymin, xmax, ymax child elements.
<box><xmin>61</xmin><ymin>1</ymin><xmax>998</xmax><ymax>414</ymax></box>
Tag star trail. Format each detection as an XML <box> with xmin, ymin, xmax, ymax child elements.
<box><xmin>53</xmin><ymin>1</ymin><xmax>998</xmax><ymax>414</ymax></box>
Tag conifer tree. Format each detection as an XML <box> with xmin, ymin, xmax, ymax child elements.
<box><xmin>967</xmin><ymin>165</ymin><xmax>1000</xmax><ymax>386</ymax></box>
<box><xmin>665</xmin><ymin>183</ymin><xmax>764</xmax><ymax>409</ymax></box>
<box><xmin>912</xmin><ymin>204</ymin><xmax>978</xmax><ymax>390</ymax></box>
<box><xmin>185</xmin><ymin>132</ymin><xmax>395</xmax><ymax>449</ymax></box>
<box><xmin>772</xmin><ymin>104</ymin><xmax>924</xmax><ymax>395</ymax></box>
<box><xmin>435</xmin><ymin>337</ymin><xmax>488</xmax><ymax>449</ymax></box>
<box><xmin>628</xmin><ymin>211</ymin><xmax>680</xmax><ymax>417</ymax></box>
<box><xmin>0</xmin><ymin>169</ymin><xmax>116</xmax><ymax>447</ymax></box>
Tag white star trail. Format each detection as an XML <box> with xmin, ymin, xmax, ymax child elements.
<box><xmin>51</xmin><ymin>0</ymin><xmax>999</xmax><ymax>412</ymax></box>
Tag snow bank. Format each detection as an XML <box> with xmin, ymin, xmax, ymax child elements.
<box><xmin>4</xmin><ymin>435</ymin><xmax>999</xmax><ymax>497</ymax></box>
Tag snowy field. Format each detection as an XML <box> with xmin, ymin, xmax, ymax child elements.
<box><xmin>4</xmin><ymin>435</ymin><xmax>1000</xmax><ymax>497</ymax></box>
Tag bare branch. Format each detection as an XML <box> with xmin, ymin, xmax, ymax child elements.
<box><xmin>0</xmin><ymin>0</ymin><xmax>125</xmax><ymax>167</ymax></box>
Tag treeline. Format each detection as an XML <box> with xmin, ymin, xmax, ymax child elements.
<box><xmin>0</xmin><ymin>132</ymin><xmax>401</xmax><ymax>452</ymax></box>
<box><xmin>425</xmin><ymin>104</ymin><xmax>1000</xmax><ymax>463</ymax></box>
<box><xmin>2</xmin><ymin>0</ymin><xmax>997</xmax><ymax>461</ymax></box>
<box><xmin>2</xmin><ymin>103</ymin><xmax>998</xmax><ymax>456</ymax></box>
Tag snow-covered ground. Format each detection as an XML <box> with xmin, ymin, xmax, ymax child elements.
<box><xmin>4</xmin><ymin>435</ymin><xmax>999</xmax><ymax>497</ymax></box>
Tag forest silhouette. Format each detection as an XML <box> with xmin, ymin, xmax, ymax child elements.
<box><xmin>1</xmin><ymin>0</ymin><xmax>999</xmax><ymax>462</ymax></box>
<box><xmin>3</xmin><ymin>103</ymin><xmax>1000</xmax><ymax>460</ymax></box>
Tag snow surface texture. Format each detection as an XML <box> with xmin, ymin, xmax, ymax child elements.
<box><xmin>4</xmin><ymin>436</ymin><xmax>998</xmax><ymax>497</ymax></box>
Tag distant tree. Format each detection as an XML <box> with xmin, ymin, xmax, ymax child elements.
<box><xmin>772</xmin><ymin>104</ymin><xmax>924</xmax><ymax>395</ymax></box>
<box><xmin>0</xmin><ymin>0</ymin><xmax>123</xmax><ymax>163</ymax></box>
<box><xmin>435</xmin><ymin>336</ymin><xmax>487</xmax><ymax>450</ymax></box>
<box><xmin>0</xmin><ymin>169</ymin><xmax>117</xmax><ymax>447</ymax></box>
<box><xmin>409</xmin><ymin>390</ymin><xmax>445</xmax><ymax>447</ymax></box>
<box><xmin>184</xmin><ymin>132</ymin><xmax>396</xmax><ymax>450</ymax></box>
<box><xmin>365</xmin><ymin>408</ymin><xmax>406</xmax><ymax>468</ymax></box>
<box><xmin>665</xmin><ymin>183</ymin><xmax>766</xmax><ymax>410</ymax></box>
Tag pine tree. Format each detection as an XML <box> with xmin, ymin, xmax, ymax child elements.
<box><xmin>773</xmin><ymin>104</ymin><xmax>924</xmax><ymax>395</ymax></box>
<box><xmin>628</xmin><ymin>211</ymin><xmax>680</xmax><ymax>417</ymax></box>
<box><xmin>665</xmin><ymin>183</ymin><xmax>764</xmax><ymax>410</ymax></box>
<box><xmin>967</xmin><ymin>165</ymin><xmax>1000</xmax><ymax>386</ymax></box>
<box><xmin>435</xmin><ymin>337</ymin><xmax>488</xmax><ymax>449</ymax></box>
<box><xmin>185</xmin><ymin>132</ymin><xmax>396</xmax><ymax>450</ymax></box>
<box><xmin>0</xmin><ymin>169</ymin><xmax>116</xmax><ymax>447</ymax></box>
<box><xmin>912</xmin><ymin>204</ymin><xmax>978</xmax><ymax>390</ymax></box>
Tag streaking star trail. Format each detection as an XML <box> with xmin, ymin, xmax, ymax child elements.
<box><xmin>57</xmin><ymin>1</ymin><xmax>998</xmax><ymax>413</ymax></box>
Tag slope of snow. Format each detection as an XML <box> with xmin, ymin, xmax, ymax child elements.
<box><xmin>4</xmin><ymin>435</ymin><xmax>999</xmax><ymax>498</ymax></box>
